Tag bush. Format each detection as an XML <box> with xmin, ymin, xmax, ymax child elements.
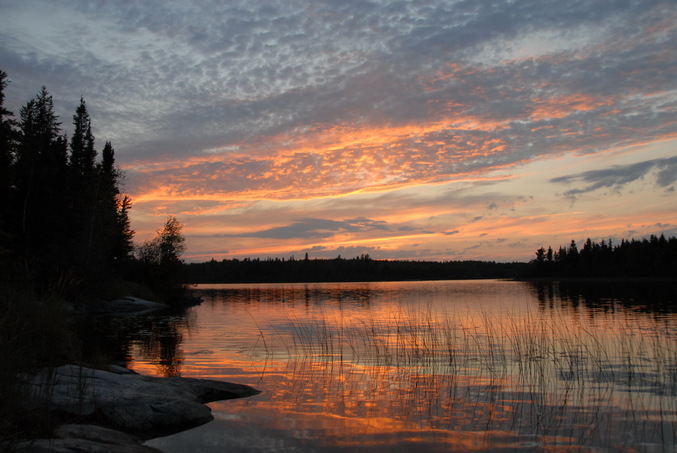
<box><xmin>0</xmin><ymin>285</ymin><xmax>74</xmax><ymax>441</ymax></box>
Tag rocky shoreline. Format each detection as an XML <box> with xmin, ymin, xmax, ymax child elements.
<box><xmin>10</xmin><ymin>363</ymin><xmax>260</xmax><ymax>452</ymax></box>
<box><xmin>6</xmin><ymin>296</ymin><xmax>259</xmax><ymax>452</ymax></box>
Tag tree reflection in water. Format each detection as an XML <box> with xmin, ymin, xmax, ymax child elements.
<box><xmin>87</xmin><ymin>281</ymin><xmax>677</xmax><ymax>452</ymax></box>
<box><xmin>77</xmin><ymin>305</ymin><xmax>196</xmax><ymax>377</ymax></box>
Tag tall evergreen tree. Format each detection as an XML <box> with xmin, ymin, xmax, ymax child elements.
<box><xmin>0</xmin><ymin>70</ymin><xmax>17</xmax><ymax>274</ymax></box>
<box><xmin>91</xmin><ymin>141</ymin><xmax>134</xmax><ymax>270</ymax></box>
<box><xmin>14</xmin><ymin>87</ymin><xmax>71</xmax><ymax>290</ymax></box>
<box><xmin>0</xmin><ymin>71</ymin><xmax>15</xmax><ymax>210</ymax></box>
<box><xmin>114</xmin><ymin>195</ymin><xmax>135</xmax><ymax>265</ymax></box>
<box><xmin>69</xmin><ymin>97</ymin><xmax>96</xmax><ymax>179</ymax></box>
<box><xmin>68</xmin><ymin>98</ymin><xmax>102</xmax><ymax>272</ymax></box>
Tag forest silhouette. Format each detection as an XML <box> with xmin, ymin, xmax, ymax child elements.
<box><xmin>530</xmin><ymin>235</ymin><xmax>677</xmax><ymax>278</ymax></box>
<box><xmin>2</xmin><ymin>68</ymin><xmax>675</xmax><ymax>294</ymax></box>
<box><xmin>183</xmin><ymin>233</ymin><xmax>677</xmax><ymax>284</ymax></box>
<box><xmin>0</xmin><ymin>70</ymin><xmax>185</xmax><ymax>301</ymax></box>
<box><xmin>184</xmin><ymin>255</ymin><xmax>529</xmax><ymax>283</ymax></box>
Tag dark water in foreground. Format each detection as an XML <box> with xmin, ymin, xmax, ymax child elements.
<box><xmin>93</xmin><ymin>280</ymin><xmax>677</xmax><ymax>452</ymax></box>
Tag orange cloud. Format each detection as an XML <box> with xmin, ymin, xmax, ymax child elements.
<box><xmin>126</xmin><ymin>115</ymin><xmax>522</xmax><ymax>208</ymax></box>
<box><xmin>530</xmin><ymin>93</ymin><xmax>615</xmax><ymax>121</ymax></box>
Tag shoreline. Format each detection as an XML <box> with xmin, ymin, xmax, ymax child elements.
<box><xmin>9</xmin><ymin>363</ymin><xmax>260</xmax><ymax>452</ymax></box>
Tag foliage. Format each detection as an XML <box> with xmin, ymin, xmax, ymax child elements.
<box><xmin>529</xmin><ymin>235</ymin><xmax>677</xmax><ymax>278</ymax></box>
<box><xmin>0</xmin><ymin>284</ymin><xmax>74</xmax><ymax>440</ymax></box>
<box><xmin>135</xmin><ymin>215</ymin><xmax>188</xmax><ymax>300</ymax></box>
<box><xmin>184</xmin><ymin>255</ymin><xmax>529</xmax><ymax>283</ymax></box>
<box><xmin>0</xmin><ymin>70</ymin><xmax>193</xmax><ymax>442</ymax></box>
<box><xmin>0</xmin><ymin>70</ymin><xmax>135</xmax><ymax>298</ymax></box>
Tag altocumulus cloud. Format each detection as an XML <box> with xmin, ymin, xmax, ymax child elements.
<box><xmin>2</xmin><ymin>0</ymin><xmax>676</xmax><ymax>260</ymax></box>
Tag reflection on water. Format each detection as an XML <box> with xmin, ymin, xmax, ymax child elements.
<box><xmin>90</xmin><ymin>280</ymin><xmax>677</xmax><ymax>452</ymax></box>
<box><xmin>78</xmin><ymin>305</ymin><xmax>196</xmax><ymax>377</ymax></box>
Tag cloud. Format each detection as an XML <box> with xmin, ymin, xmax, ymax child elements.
<box><xmin>551</xmin><ymin>156</ymin><xmax>677</xmax><ymax>198</ymax></box>
<box><xmin>2</xmin><ymin>0</ymin><xmax>676</xmax><ymax>262</ymax></box>
<box><xmin>4</xmin><ymin>0</ymin><xmax>676</xmax><ymax>173</ymax></box>
<box><xmin>223</xmin><ymin>217</ymin><xmax>391</xmax><ymax>240</ymax></box>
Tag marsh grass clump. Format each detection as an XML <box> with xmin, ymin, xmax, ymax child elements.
<box><xmin>276</xmin><ymin>303</ymin><xmax>677</xmax><ymax>446</ymax></box>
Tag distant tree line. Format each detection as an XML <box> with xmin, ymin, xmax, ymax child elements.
<box><xmin>0</xmin><ymin>70</ymin><xmax>186</xmax><ymax>300</ymax></box>
<box><xmin>529</xmin><ymin>235</ymin><xmax>677</xmax><ymax>278</ymax></box>
<box><xmin>183</xmin><ymin>254</ymin><xmax>529</xmax><ymax>284</ymax></box>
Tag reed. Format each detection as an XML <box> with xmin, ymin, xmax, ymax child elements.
<box><xmin>269</xmin><ymin>302</ymin><xmax>677</xmax><ymax>447</ymax></box>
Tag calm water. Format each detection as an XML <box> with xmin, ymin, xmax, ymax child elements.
<box><xmin>102</xmin><ymin>280</ymin><xmax>677</xmax><ymax>452</ymax></box>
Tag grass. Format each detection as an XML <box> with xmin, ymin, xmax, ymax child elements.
<box><xmin>0</xmin><ymin>283</ymin><xmax>84</xmax><ymax>444</ymax></box>
<box><xmin>262</xmin><ymin>303</ymin><xmax>677</xmax><ymax>448</ymax></box>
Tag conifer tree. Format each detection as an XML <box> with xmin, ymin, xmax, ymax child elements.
<box><xmin>68</xmin><ymin>97</ymin><xmax>108</xmax><ymax>274</ymax></box>
<box><xmin>1</xmin><ymin>71</ymin><xmax>138</xmax><ymax>297</ymax></box>
<box><xmin>0</xmin><ymin>71</ymin><xmax>15</xmax><ymax>211</ymax></box>
<box><xmin>0</xmin><ymin>71</ymin><xmax>17</xmax><ymax>273</ymax></box>
<box><xmin>93</xmin><ymin>141</ymin><xmax>134</xmax><ymax>269</ymax></box>
<box><xmin>69</xmin><ymin>97</ymin><xmax>96</xmax><ymax>179</ymax></box>
<box><xmin>16</xmin><ymin>90</ymin><xmax>63</xmax><ymax>234</ymax></box>
<box><xmin>14</xmin><ymin>87</ymin><xmax>72</xmax><ymax>290</ymax></box>
<box><xmin>114</xmin><ymin>195</ymin><xmax>135</xmax><ymax>265</ymax></box>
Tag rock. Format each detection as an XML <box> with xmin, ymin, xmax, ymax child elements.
<box><xmin>28</xmin><ymin>364</ymin><xmax>260</xmax><ymax>438</ymax></box>
<box><xmin>69</xmin><ymin>297</ymin><xmax>169</xmax><ymax>315</ymax></box>
<box><xmin>12</xmin><ymin>439</ymin><xmax>161</xmax><ymax>453</ymax></box>
<box><xmin>107</xmin><ymin>363</ymin><xmax>139</xmax><ymax>375</ymax></box>
<box><xmin>55</xmin><ymin>424</ymin><xmax>142</xmax><ymax>446</ymax></box>
<box><xmin>11</xmin><ymin>424</ymin><xmax>162</xmax><ymax>452</ymax></box>
<box><xmin>104</xmin><ymin>297</ymin><xmax>169</xmax><ymax>314</ymax></box>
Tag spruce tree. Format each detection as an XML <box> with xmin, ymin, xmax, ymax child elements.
<box><xmin>68</xmin><ymin>98</ymin><xmax>101</xmax><ymax>272</ymax></box>
<box><xmin>14</xmin><ymin>87</ymin><xmax>71</xmax><ymax>291</ymax></box>
<box><xmin>94</xmin><ymin>141</ymin><xmax>134</xmax><ymax>270</ymax></box>
<box><xmin>0</xmin><ymin>70</ymin><xmax>17</xmax><ymax>275</ymax></box>
<box><xmin>0</xmin><ymin>71</ymin><xmax>15</xmax><ymax>211</ymax></box>
<box><xmin>69</xmin><ymin>97</ymin><xmax>96</xmax><ymax>179</ymax></box>
<box><xmin>114</xmin><ymin>195</ymin><xmax>135</xmax><ymax>265</ymax></box>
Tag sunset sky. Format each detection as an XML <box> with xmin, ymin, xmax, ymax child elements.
<box><xmin>2</xmin><ymin>0</ymin><xmax>676</xmax><ymax>262</ymax></box>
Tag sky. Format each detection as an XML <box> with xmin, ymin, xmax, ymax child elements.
<box><xmin>2</xmin><ymin>0</ymin><xmax>676</xmax><ymax>263</ymax></box>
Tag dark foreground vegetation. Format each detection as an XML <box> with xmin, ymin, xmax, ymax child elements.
<box><xmin>184</xmin><ymin>255</ymin><xmax>529</xmax><ymax>283</ymax></box>
<box><xmin>0</xmin><ymin>70</ymin><xmax>189</xmax><ymax>442</ymax></box>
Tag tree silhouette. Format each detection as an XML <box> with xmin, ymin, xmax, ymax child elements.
<box><xmin>69</xmin><ymin>97</ymin><xmax>96</xmax><ymax>179</ymax></box>
<box><xmin>136</xmin><ymin>216</ymin><xmax>187</xmax><ymax>300</ymax></box>
<box><xmin>0</xmin><ymin>71</ymin><xmax>139</xmax><ymax>298</ymax></box>
<box><xmin>0</xmin><ymin>70</ymin><xmax>17</xmax><ymax>270</ymax></box>
<box><xmin>530</xmin><ymin>235</ymin><xmax>677</xmax><ymax>278</ymax></box>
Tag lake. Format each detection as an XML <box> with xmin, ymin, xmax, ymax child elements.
<box><xmin>96</xmin><ymin>280</ymin><xmax>677</xmax><ymax>452</ymax></box>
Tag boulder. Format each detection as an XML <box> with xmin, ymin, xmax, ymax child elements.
<box><xmin>28</xmin><ymin>364</ymin><xmax>260</xmax><ymax>438</ymax></box>
<box><xmin>12</xmin><ymin>424</ymin><xmax>162</xmax><ymax>452</ymax></box>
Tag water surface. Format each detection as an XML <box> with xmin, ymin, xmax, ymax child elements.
<box><xmin>113</xmin><ymin>280</ymin><xmax>677</xmax><ymax>452</ymax></box>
